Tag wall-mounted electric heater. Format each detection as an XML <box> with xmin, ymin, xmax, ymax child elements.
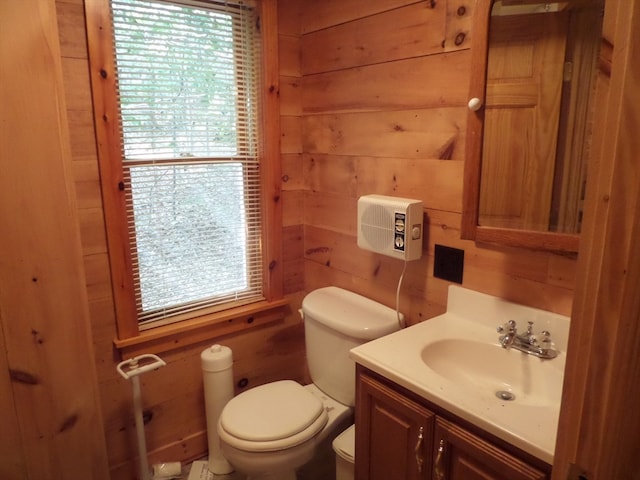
<box><xmin>357</xmin><ymin>194</ymin><xmax>424</xmax><ymax>261</ymax></box>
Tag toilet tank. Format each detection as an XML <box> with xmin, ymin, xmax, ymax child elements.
<box><xmin>301</xmin><ymin>286</ymin><xmax>401</xmax><ymax>406</ymax></box>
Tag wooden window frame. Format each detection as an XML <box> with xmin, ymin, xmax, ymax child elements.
<box><xmin>84</xmin><ymin>0</ymin><xmax>283</xmax><ymax>356</ymax></box>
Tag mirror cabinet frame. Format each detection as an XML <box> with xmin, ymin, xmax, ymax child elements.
<box><xmin>461</xmin><ymin>0</ymin><xmax>581</xmax><ymax>253</ymax></box>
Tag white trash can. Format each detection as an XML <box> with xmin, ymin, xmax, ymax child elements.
<box><xmin>332</xmin><ymin>424</ymin><xmax>355</xmax><ymax>480</ymax></box>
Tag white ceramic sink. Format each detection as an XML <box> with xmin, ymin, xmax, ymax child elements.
<box><xmin>421</xmin><ymin>338</ymin><xmax>563</xmax><ymax>408</ymax></box>
<box><xmin>350</xmin><ymin>286</ymin><xmax>569</xmax><ymax>465</ymax></box>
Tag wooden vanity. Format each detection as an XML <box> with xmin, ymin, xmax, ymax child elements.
<box><xmin>355</xmin><ymin>366</ymin><xmax>550</xmax><ymax>480</ymax></box>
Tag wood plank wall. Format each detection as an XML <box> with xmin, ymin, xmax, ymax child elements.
<box><xmin>299</xmin><ymin>0</ymin><xmax>577</xmax><ymax>322</ymax></box>
<box><xmin>56</xmin><ymin>0</ymin><xmax>307</xmax><ymax>477</ymax></box>
<box><xmin>51</xmin><ymin>0</ymin><xmax>578</xmax><ymax>476</ymax></box>
<box><xmin>1</xmin><ymin>0</ymin><xmax>111</xmax><ymax>478</ymax></box>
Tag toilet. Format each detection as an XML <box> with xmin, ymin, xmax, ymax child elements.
<box><xmin>217</xmin><ymin>286</ymin><xmax>401</xmax><ymax>479</ymax></box>
<box><xmin>333</xmin><ymin>424</ymin><xmax>355</xmax><ymax>480</ymax></box>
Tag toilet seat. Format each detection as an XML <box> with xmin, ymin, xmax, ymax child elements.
<box><xmin>219</xmin><ymin>380</ymin><xmax>328</xmax><ymax>452</ymax></box>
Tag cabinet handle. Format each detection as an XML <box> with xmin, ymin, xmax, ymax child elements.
<box><xmin>414</xmin><ymin>426</ymin><xmax>424</xmax><ymax>473</ymax></box>
<box><xmin>434</xmin><ymin>439</ymin><xmax>445</xmax><ymax>480</ymax></box>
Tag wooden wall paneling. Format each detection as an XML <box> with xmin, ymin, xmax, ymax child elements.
<box><xmin>301</xmin><ymin>2</ymin><xmax>448</xmax><ymax>75</ymax></box>
<box><xmin>301</xmin><ymin>0</ymin><xmax>424</xmax><ymax>34</ymax></box>
<box><xmin>1</xmin><ymin>0</ymin><xmax>110</xmax><ymax>477</ymax></box>
<box><xmin>304</xmin><ymin>226</ymin><xmax>406</xmax><ymax>287</ymax></box>
<box><xmin>302</xmin><ymin>51</ymin><xmax>471</xmax><ymax>113</ymax></box>
<box><xmin>277</xmin><ymin>0</ymin><xmax>301</xmax><ymax>36</ymax></box>
<box><xmin>278</xmin><ymin>0</ymin><xmax>304</xmax><ymax>298</ymax></box>
<box><xmin>73</xmin><ymin>172</ymin><xmax>105</xmax><ymax>210</ymax></box>
<box><xmin>444</xmin><ymin>0</ymin><xmax>473</xmax><ymax>52</ymax></box>
<box><xmin>280</xmin><ymin>115</ymin><xmax>303</xmax><ymax>153</ymax></box>
<box><xmin>546</xmin><ymin>255</ymin><xmax>577</xmax><ymax>291</ymax></box>
<box><xmin>553</xmin><ymin>0</ymin><xmax>640</xmax><ymax>477</ymax></box>
<box><xmin>87</xmin><ymin>299</ymin><xmax>119</xmax><ymax>372</ymax></box>
<box><xmin>304</xmin><ymin>154</ymin><xmax>358</xmax><ymax>197</ymax></box>
<box><xmin>83</xmin><ymin>253</ymin><xmax>115</xmax><ymax>301</ymax></box>
<box><xmin>355</xmin><ymin>157</ymin><xmax>464</xmax><ymax>212</ymax></box>
<box><xmin>56</xmin><ymin>0</ymin><xmax>89</xmax><ymax>59</ymax></box>
<box><xmin>282</xmin><ymin>190</ymin><xmax>305</xmax><ymax>226</ymax></box>
<box><xmin>279</xmin><ymin>76</ymin><xmax>302</xmax><ymax>116</ymax></box>
<box><xmin>0</xmin><ymin>320</ymin><xmax>27</xmax><ymax>480</ymax></box>
<box><xmin>282</xmin><ymin>225</ymin><xmax>304</xmax><ymax>259</ymax></box>
<box><xmin>281</xmin><ymin>153</ymin><xmax>304</xmax><ymax>191</ymax></box>
<box><xmin>426</xmin><ymin>210</ymin><xmax>575</xmax><ymax>315</ymax></box>
<box><xmin>299</xmin><ymin>0</ymin><xmax>576</xmax><ymax>323</ymax></box>
<box><xmin>283</xmin><ymin>225</ymin><xmax>305</xmax><ymax>294</ymax></box>
<box><xmin>77</xmin><ymin>208</ymin><xmax>109</xmax><ymax>256</ymax></box>
<box><xmin>279</xmin><ymin>34</ymin><xmax>301</xmax><ymax>76</ymax></box>
<box><xmin>304</xmin><ymin>192</ymin><xmax>357</xmax><ymax>235</ymax></box>
<box><xmin>57</xmin><ymin>2</ymin><xmax>126</xmax><ymax>472</ymax></box>
<box><xmin>66</xmin><ymin>108</ymin><xmax>99</xmax><ymax>162</ymax></box>
<box><xmin>283</xmin><ymin>258</ymin><xmax>305</xmax><ymax>294</ymax></box>
<box><xmin>302</xmin><ymin>108</ymin><xmax>467</xmax><ymax>158</ymax></box>
<box><xmin>463</xmin><ymin>260</ymin><xmax>574</xmax><ymax>316</ymax></box>
<box><xmin>61</xmin><ymin>58</ymin><xmax>93</xmax><ymax>111</ymax></box>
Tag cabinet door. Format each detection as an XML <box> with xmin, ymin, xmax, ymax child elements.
<box><xmin>433</xmin><ymin>418</ymin><xmax>548</xmax><ymax>480</ymax></box>
<box><xmin>356</xmin><ymin>373</ymin><xmax>435</xmax><ymax>480</ymax></box>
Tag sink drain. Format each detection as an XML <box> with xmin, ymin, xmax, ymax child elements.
<box><xmin>495</xmin><ymin>390</ymin><xmax>516</xmax><ymax>401</ymax></box>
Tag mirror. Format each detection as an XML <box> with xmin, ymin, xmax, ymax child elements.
<box><xmin>462</xmin><ymin>0</ymin><xmax>605</xmax><ymax>252</ymax></box>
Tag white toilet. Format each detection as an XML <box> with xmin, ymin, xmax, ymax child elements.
<box><xmin>217</xmin><ymin>286</ymin><xmax>401</xmax><ymax>479</ymax></box>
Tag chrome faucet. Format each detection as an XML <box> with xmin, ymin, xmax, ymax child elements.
<box><xmin>496</xmin><ymin>320</ymin><xmax>558</xmax><ymax>359</ymax></box>
<box><xmin>497</xmin><ymin>319</ymin><xmax>517</xmax><ymax>348</ymax></box>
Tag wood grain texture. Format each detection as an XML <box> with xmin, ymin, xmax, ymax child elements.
<box><xmin>553</xmin><ymin>0</ymin><xmax>640</xmax><ymax>477</ymax></box>
<box><xmin>301</xmin><ymin>0</ymin><xmax>423</xmax><ymax>34</ymax></box>
<box><xmin>303</xmin><ymin>51</ymin><xmax>471</xmax><ymax>113</ymax></box>
<box><xmin>301</xmin><ymin>2</ymin><xmax>448</xmax><ymax>75</ymax></box>
<box><xmin>1</xmin><ymin>0</ymin><xmax>109</xmax><ymax>477</ymax></box>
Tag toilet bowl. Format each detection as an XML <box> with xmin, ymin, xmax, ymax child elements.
<box><xmin>218</xmin><ymin>382</ymin><xmax>351</xmax><ymax>479</ymax></box>
<box><xmin>217</xmin><ymin>286</ymin><xmax>401</xmax><ymax>479</ymax></box>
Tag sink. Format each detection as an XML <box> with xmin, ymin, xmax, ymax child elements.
<box><xmin>350</xmin><ymin>285</ymin><xmax>570</xmax><ymax>464</ymax></box>
<box><xmin>420</xmin><ymin>339</ymin><xmax>562</xmax><ymax>407</ymax></box>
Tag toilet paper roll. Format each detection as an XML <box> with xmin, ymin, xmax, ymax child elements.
<box><xmin>152</xmin><ymin>462</ymin><xmax>182</xmax><ymax>478</ymax></box>
<box><xmin>201</xmin><ymin>344</ymin><xmax>235</xmax><ymax>475</ymax></box>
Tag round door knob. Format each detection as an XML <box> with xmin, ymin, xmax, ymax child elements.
<box><xmin>468</xmin><ymin>97</ymin><xmax>482</xmax><ymax>111</ymax></box>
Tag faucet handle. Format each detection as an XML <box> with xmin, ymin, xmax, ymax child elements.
<box><xmin>497</xmin><ymin>319</ymin><xmax>516</xmax><ymax>334</ymax></box>
<box><xmin>526</xmin><ymin>321</ymin><xmax>534</xmax><ymax>335</ymax></box>
<box><xmin>540</xmin><ymin>330</ymin><xmax>552</xmax><ymax>347</ymax></box>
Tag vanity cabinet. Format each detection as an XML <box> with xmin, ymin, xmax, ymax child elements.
<box><xmin>355</xmin><ymin>368</ymin><xmax>549</xmax><ymax>480</ymax></box>
<box><xmin>356</xmin><ymin>370</ymin><xmax>435</xmax><ymax>480</ymax></box>
<box><xmin>433</xmin><ymin>418</ymin><xmax>547</xmax><ymax>480</ymax></box>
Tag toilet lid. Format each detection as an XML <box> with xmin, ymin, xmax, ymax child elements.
<box><xmin>220</xmin><ymin>380</ymin><xmax>328</xmax><ymax>450</ymax></box>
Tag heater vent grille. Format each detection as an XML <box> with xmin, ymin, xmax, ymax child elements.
<box><xmin>357</xmin><ymin>195</ymin><xmax>423</xmax><ymax>261</ymax></box>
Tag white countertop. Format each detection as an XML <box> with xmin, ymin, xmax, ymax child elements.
<box><xmin>350</xmin><ymin>286</ymin><xmax>569</xmax><ymax>465</ymax></box>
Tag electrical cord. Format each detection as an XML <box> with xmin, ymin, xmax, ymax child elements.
<box><xmin>395</xmin><ymin>258</ymin><xmax>408</xmax><ymax>329</ymax></box>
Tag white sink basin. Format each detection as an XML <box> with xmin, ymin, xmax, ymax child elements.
<box><xmin>421</xmin><ymin>339</ymin><xmax>563</xmax><ymax>408</ymax></box>
<box><xmin>350</xmin><ymin>286</ymin><xmax>569</xmax><ymax>465</ymax></box>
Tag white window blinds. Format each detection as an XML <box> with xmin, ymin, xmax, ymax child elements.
<box><xmin>111</xmin><ymin>0</ymin><xmax>263</xmax><ymax>326</ymax></box>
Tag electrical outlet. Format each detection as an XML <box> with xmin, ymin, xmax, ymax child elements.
<box><xmin>433</xmin><ymin>244</ymin><xmax>464</xmax><ymax>284</ymax></box>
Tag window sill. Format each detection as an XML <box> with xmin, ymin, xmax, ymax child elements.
<box><xmin>113</xmin><ymin>298</ymin><xmax>290</xmax><ymax>357</ymax></box>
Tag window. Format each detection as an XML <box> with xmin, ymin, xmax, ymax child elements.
<box><xmin>85</xmin><ymin>0</ymin><xmax>282</xmax><ymax>345</ymax></box>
